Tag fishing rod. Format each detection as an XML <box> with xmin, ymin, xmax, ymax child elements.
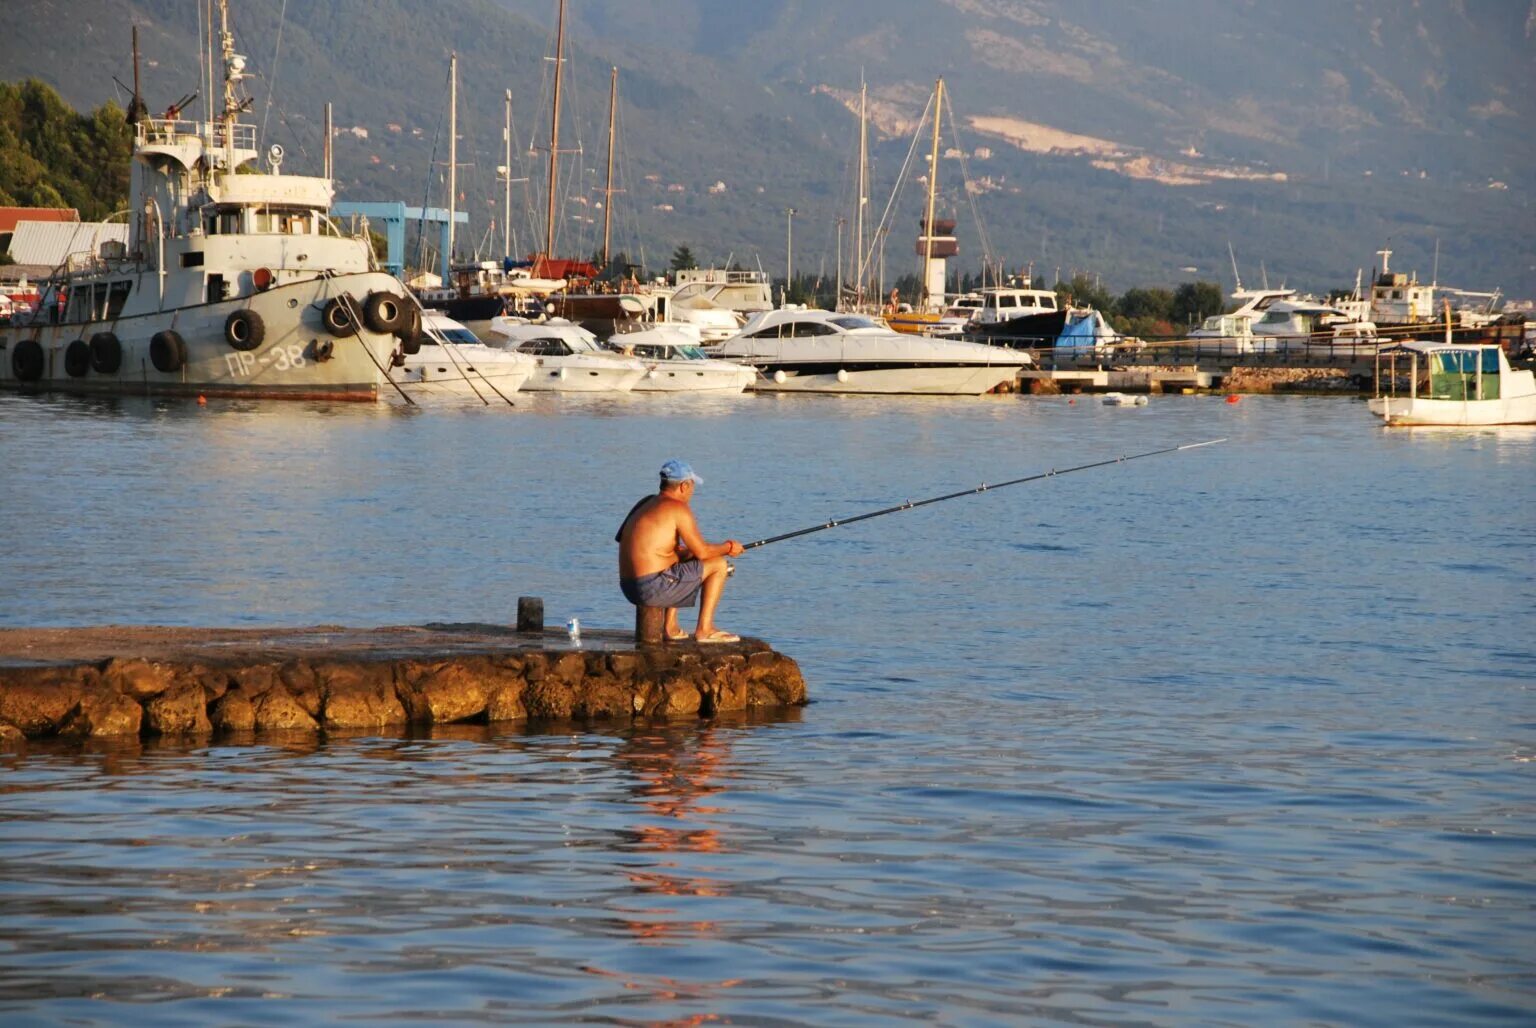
<box><xmin>742</xmin><ymin>438</ymin><xmax>1226</xmax><ymax>551</ymax></box>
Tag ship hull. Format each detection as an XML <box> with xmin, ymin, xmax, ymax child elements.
<box><xmin>1</xmin><ymin>273</ymin><xmax>403</xmax><ymax>402</ymax></box>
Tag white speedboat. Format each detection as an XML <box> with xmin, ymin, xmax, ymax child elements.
<box><xmin>1368</xmin><ymin>340</ymin><xmax>1536</xmax><ymax>426</ymax></box>
<box><xmin>483</xmin><ymin>317</ymin><xmax>647</xmax><ymax>392</ymax></box>
<box><xmin>609</xmin><ymin>325</ymin><xmax>755</xmax><ymax>393</ymax></box>
<box><xmin>1</xmin><ymin>3</ymin><xmax>406</xmax><ymax>401</ymax></box>
<box><xmin>385</xmin><ymin>310</ymin><xmax>534</xmax><ymax>400</ymax></box>
<box><xmin>713</xmin><ymin>309</ymin><xmax>1025</xmax><ymax>395</ymax></box>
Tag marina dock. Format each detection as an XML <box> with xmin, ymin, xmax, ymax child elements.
<box><xmin>0</xmin><ymin>613</ymin><xmax>806</xmax><ymax>741</ymax></box>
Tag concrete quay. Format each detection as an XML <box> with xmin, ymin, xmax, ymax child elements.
<box><xmin>0</xmin><ymin>621</ymin><xmax>807</xmax><ymax>742</ymax></box>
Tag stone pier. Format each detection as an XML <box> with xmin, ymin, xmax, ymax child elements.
<box><xmin>0</xmin><ymin>622</ymin><xmax>807</xmax><ymax>743</ymax></box>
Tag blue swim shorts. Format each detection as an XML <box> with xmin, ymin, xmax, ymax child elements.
<box><xmin>620</xmin><ymin>559</ymin><xmax>704</xmax><ymax>608</ymax></box>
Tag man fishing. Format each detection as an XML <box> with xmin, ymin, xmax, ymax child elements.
<box><xmin>616</xmin><ymin>459</ymin><xmax>745</xmax><ymax>643</ymax></box>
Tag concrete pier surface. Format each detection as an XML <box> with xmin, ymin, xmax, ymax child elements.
<box><xmin>0</xmin><ymin>623</ymin><xmax>807</xmax><ymax>742</ymax></box>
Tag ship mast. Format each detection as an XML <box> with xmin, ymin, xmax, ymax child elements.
<box><xmin>503</xmin><ymin>89</ymin><xmax>513</xmax><ymax>257</ymax></box>
<box><xmin>920</xmin><ymin>77</ymin><xmax>943</xmax><ymax>312</ymax></box>
<box><xmin>448</xmin><ymin>52</ymin><xmax>458</xmax><ymax>273</ymax></box>
<box><xmin>855</xmin><ymin>76</ymin><xmax>868</xmax><ymax>309</ymax></box>
<box><xmin>543</xmin><ymin>0</ymin><xmax>567</xmax><ymax>262</ymax></box>
<box><xmin>601</xmin><ymin>66</ymin><xmax>617</xmax><ymax>268</ymax></box>
<box><xmin>217</xmin><ymin>0</ymin><xmax>244</xmax><ymax>169</ymax></box>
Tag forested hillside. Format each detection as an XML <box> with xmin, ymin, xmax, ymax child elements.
<box><xmin>0</xmin><ymin>81</ymin><xmax>131</xmax><ymax>220</ymax></box>
<box><xmin>2</xmin><ymin>0</ymin><xmax>1531</xmax><ymax>297</ymax></box>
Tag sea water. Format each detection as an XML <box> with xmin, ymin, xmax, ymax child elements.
<box><xmin>1</xmin><ymin>391</ymin><xmax>1532</xmax><ymax>1024</ymax></box>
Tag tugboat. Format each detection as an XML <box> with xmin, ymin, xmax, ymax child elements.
<box><xmin>0</xmin><ymin>1</ymin><xmax>414</xmax><ymax>401</ymax></box>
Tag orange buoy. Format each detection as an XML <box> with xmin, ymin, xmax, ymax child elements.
<box><xmin>1225</xmin><ymin>394</ymin><xmax>1240</xmax><ymax>404</ymax></box>
<box><xmin>197</xmin><ymin>395</ymin><xmax>207</xmax><ymax>405</ymax></box>
<box><xmin>1068</xmin><ymin>397</ymin><xmax>1076</xmax><ymax>405</ymax></box>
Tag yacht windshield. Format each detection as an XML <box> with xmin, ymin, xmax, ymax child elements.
<box><xmin>830</xmin><ymin>315</ymin><xmax>882</xmax><ymax>331</ymax></box>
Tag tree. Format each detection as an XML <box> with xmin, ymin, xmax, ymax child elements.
<box><xmin>1055</xmin><ymin>273</ymin><xmax>1113</xmax><ymax>312</ymax></box>
<box><xmin>669</xmin><ymin>245</ymin><xmax>698</xmax><ymax>272</ymax></box>
<box><xmin>1117</xmin><ymin>286</ymin><xmax>1174</xmax><ymax>322</ymax></box>
<box><xmin>1171</xmin><ymin>281</ymin><xmax>1225</xmax><ymax>326</ymax></box>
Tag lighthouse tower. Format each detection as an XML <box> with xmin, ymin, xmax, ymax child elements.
<box><xmin>916</xmin><ymin>216</ymin><xmax>958</xmax><ymax>309</ymax></box>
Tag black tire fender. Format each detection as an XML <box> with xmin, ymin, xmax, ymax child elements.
<box><xmin>397</xmin><ymin>303</ymin><xmax>422</xmax><ymax>341</ymax></box>
<box><xmin>224</xmin><ymin>309</ymin><xmax>265</xmax><ymax>351</ymax></box>
<box><xmin>150</xmin><ymin>330</ymin><xmax>186</xmax><ymax>373</ymax></box>
<box><xmin>322</xmin><ymin>295</ymin><xmax>360</xmax><ymax>335</ymax></box>
<box><xmin>363</xmin><ymin>291</ymin><xmax>406</xmax><ymax>334</ymax></box>
<box><xmin>398</xmin><ymin>304</ymin><xmax>423</xmax><ymax>354</ymax></box>
<box><xmin>12</xmin><ymin>338</ymin><xmax>45</xmax><ymax>381</ymax></box>
<box><xmin>64</xmin><ymin>338</ymin><xmax>91</xmax><ymax>377</ymax></box>
<box><xmin>89</xmin><ymin>331</ymin><xmax>122</xmax><ymax>373</ymax></box>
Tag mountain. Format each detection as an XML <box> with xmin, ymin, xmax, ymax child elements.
<box><xmin>4</xmin><ymin>0</ymin><xmax>1533</xmax><ymax>297</ymax></box>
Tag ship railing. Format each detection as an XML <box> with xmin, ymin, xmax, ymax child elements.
<box><xmin>137</xmin><ymin>119</ymin><xmax>257</xmax><ymax>151</ymax></box>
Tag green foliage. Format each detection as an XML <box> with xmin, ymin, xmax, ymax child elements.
<box><xmin>669</xmin><ymin>244</ymin><xmax>698</xmax><ymax>271</ymax></box>
<box><xmin>1172</xmin><ymin>281</ymin><xmax>1225</xmax><ymax>325</ymax></box>
<box><xmin>1055</xmin><ymin>273</ymin><xmax>1113</xmax><ymax>312</ymax></box>
<box><xmin>1117</xmin><ymin>287</ymin><xmax>1174</xmax><ymax>321</ymax></box>
<box><xmin>0</xmin><ymin>79</ymin><xmax>131</xmax><ymax>220</ymax></box>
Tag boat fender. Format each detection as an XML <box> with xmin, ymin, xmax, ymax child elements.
<box><xmin>401</xmin><ymin>333</ymin><xmax>421</xmax><ymax>356</ymax></box>
<box><xmin>322</xmin><ymin>295</ymin><xmax>360</xmax><ymax>335</ymax></box>
<box><xmin>395</xmin><ymin>304</ymin><xmax>422</xmax><ymax>343</ymax></box>
<box><xmin>252</xmin><ymin>266</ymin><xmax>275</xmax><ymax>291</ymax></box>
<box><xmin>224</xmin><ymin>309</ymin><xmax>265</xmax><ymax>351</ymax></box>
<box><xmin>12</xmin><ymin>338</ymin><xmax>45</xmax><ymax>381</ymax></box>
<box><xmin>363</xmin><ymin>291</ymin><xmax>406</xmax><ymax>334</ymax></box>
<box><xmin>64</xmin><ymin>339</ymin><xmax>91</xmax><ymax>377</ymax></box>
<box><xmin>150</xmin><ymin>330</ymin><xmax>186</xmax><ymax>372</ymax></box>
<box><xmin>89</xmin><ymin>331</ymin><xmax>122</xmax><ymax>374</ymax></box>
<box><xmin>312</xmin><ymin>338</ymin><xmax>335</xmax><ymax>363</ymax></box>
<box><xmin>773</xmin><ymin>370</ymin><xmax>787</xmax><ymax>384</ymax></box>
<box><xmin>836</xmin><ymin>368</ymin><xmax>849</xmax><ymax>383</ymax></box>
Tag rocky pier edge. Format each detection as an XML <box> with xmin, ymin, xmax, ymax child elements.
<box><xmin>0</xmin><ymin>622</ymin><xmax>807</xmax><ymax>743</ymax></box>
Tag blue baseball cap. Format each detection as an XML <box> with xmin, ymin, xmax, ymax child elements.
<box><xmin>660</xmin><ymin>459</ymin><xmax>703</xmax><ymax>485</ymax></box>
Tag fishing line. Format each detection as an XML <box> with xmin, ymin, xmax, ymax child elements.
<box><xmin>742</xmin><ymin>438</ymin><xmax>1226</xmax><ymax>550</ymax></box>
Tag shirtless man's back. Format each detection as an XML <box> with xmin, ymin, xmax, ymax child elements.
<box><xmin>616</xmin><ymin>460</ymin><xmax>744</xmax><ymax>643</ymax></box>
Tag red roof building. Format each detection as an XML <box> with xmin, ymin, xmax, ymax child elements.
<box><xmin>0</xmin><ymin>207</ymin><xmax>78</xmax><ymax>235</ymax></box>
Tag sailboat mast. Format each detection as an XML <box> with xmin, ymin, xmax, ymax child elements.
<box><xmin>503</xmin><ymin>89</ymin><xmax>513</xmax><ymax>256</ymax></box>
<box><xmin>921</xmin><ymin>78</ymin><xmax>943</xmax><ymax>311</ymax></box>
<box><xmin>448</xmin><ymin>52</ymin><xmax>458</xmax><ymax>271</ymax></box>
<box><xmin>544</xmin><ymin>0</ymin><xmax>567</xmax><ymax>261</ymax></box>
<box><xmin>855</xmin><ymin>76</ymin><xmax>867</xmax><ymax>309</ymax></box>
<box><xmin>602</xmin><ymin>66</ymin><xmax>617</xmax><ymax>268</ymax></box>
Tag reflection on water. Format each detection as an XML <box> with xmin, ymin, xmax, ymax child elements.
<box><xmin>1</xmin><ymin>393</ymin><xmax>1533</xmax><ymax>1023</ymax></box>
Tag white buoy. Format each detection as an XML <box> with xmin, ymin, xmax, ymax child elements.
<box><xmin>836</xmin><ymin>368</ymin><xmax>849</xmax><ymax>383</ymax></box>
<box><xmin>773</xmin><ymin>369</ymin><xmax>787</xmax><ymax>384</ymax></box>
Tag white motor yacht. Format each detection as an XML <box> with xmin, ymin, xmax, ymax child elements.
<box><xmin>712</xmin><ymin>309</ymin><xmax>1025</xmax><ymax>395</ymax></box>
<box><xmin>609</xmin><ymin>325</ymin><xmax>755</xmax><ymax>393</ymax></box>
<box><xmin>385</xmin><ymin>310</ymin><xmax>534</xmax><ymax>400</ymax></box>
<box><xmin>484</xmin><ymin>317</ymin><xmax>647</xmax><ymax>392</ymax></box>
<box><xmin>1252</xmin><ymin>300</ymin><xmax>1380</xmax><ymax>357</ymax></box>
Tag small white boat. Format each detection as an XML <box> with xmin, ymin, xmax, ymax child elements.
<box><xmin>1368</xmin><ymin>340</ymin><xmax>1536</xmax><ymax>426</ymax></box>
<box><xmin>386</xmin><ymin>311</ymin><xmax>534</xmax><ymax>400</ymax></box>
<box><xmin>483</xmin><ymin>317</ymin><xmax>648</xmax><ymax>392</ymax></box>
<box><xmin>1101</xmin><ymin>392</ymin><xmax>1148</xmax><ymax>406</ymax></box>
<box><xmin>713</xmin><ymin>309</ymin><xmax>1025</xmax><ymax>395</ymax></box>
<box><xmin>609</xmin><ymin>325</ymin><xmax>755</xmax><ymax>393</ymax></box>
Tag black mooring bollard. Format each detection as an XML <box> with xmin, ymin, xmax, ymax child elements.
<box><xmin>516</xmin><ymin>597</ymin><xmax>544</xmax><ymax>633</ymax></box>
<box><xmin>634</xmin><ymin>606</ymin><xmax>665</xmax><ymax>646</ymax></box>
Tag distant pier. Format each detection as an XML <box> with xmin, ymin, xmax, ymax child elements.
<box><xmin>0</xmin><ymin>613</ymin><xmax>806</xmax><ymax>742</ymax></box>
